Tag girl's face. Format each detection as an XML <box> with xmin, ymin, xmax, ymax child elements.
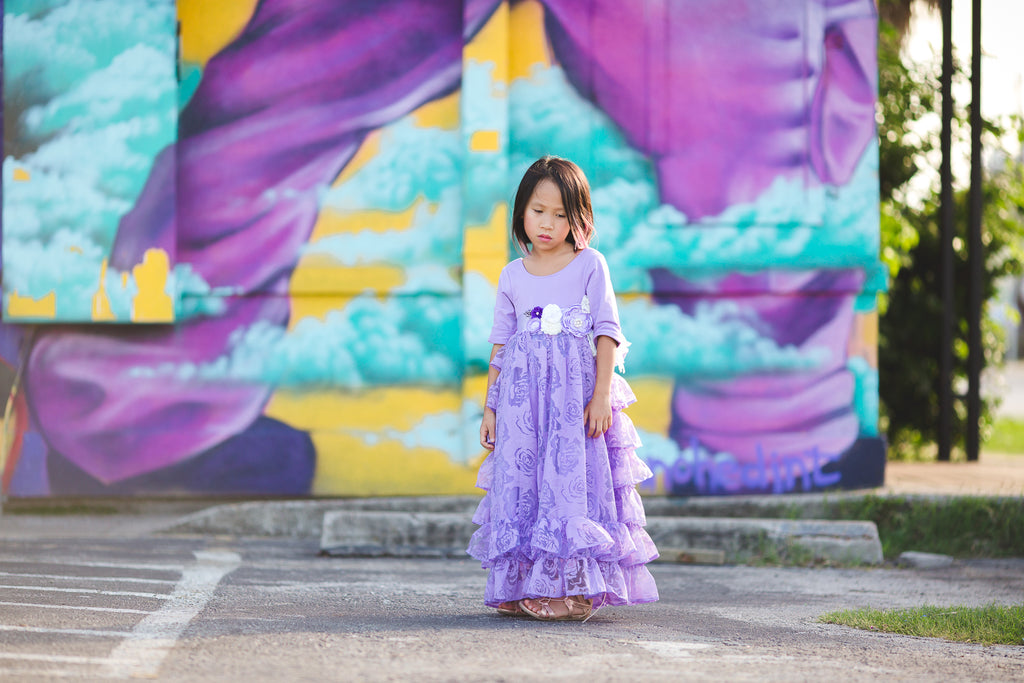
<box><xmin>523</xmin><ymin>179</ymin><xmax>573</xmax><ymax>256</ymax></box>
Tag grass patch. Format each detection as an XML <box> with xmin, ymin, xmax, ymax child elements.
<box><xmin>820</xmin><ymin>603</ymin><xmax>1024</xmax><ymax>646</ymax></box>
<box><xmin>985</xmin><ymin>417</ymin><xmax>1024</xmax><ymax>454</ymax></box>
<box><xmin>828</xmin><ymin>495</ymin><xmax>1024</xmax><ymax>559</ymax></box>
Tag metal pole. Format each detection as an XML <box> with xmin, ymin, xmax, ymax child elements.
<box><xmin>938</xmin><ymin>0</ymin><xmax>955</xmax><ymax>461</ymax></box>
<box><xmin>966</xmin><ymin>0</ymin><xmax>983</xmax><ymax>461</ymax></box>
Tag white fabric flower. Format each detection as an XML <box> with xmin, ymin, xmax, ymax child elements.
<box><xmin>541</xmin><ymin>303</ymin><xmax>563</xmax><ymax>335</ymax></box>
<box><xmin>581</xmin><ymin>295</ymin><xmax>590</xmax><ymax>314</ymax></box>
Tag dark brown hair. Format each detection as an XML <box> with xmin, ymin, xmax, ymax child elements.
<box><xmin>511</xmin><ymin>156</ymin><xmax>595</xmax><ymax>254</ymax></box>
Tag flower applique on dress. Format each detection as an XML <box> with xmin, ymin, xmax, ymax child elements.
<box><xmin>525</xmin><ymin>297</ymin><xmax>594</xmax><ymax>338</ymax></box>
<box><xmin>521</xmin><ymin>295</ymin><xmax>628</xmax><ymax>371</ymax></box>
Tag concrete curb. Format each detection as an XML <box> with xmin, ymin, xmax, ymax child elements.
<box><xmin>161</xmin><ymin>496</ymin><xmax>884</xmax><ymax>565</ymax></box>
<box><xmin>159</xmin><ymin>492</ymin><xmax>885</xmax><ymax>539</ymax></box>
<box><xmin>320</xmin><ymin>510</ymin><xmax>475</xmax><ymax>558</ymax></box>
<box><xmin>161</xmin><ymin>497</ymin><xmax>481</xmax><ymax>538</ymax></box>
<box><xmin>645</xmin><ymin>517</ymin><xmax>883</xmax><ymax>565</ymax></box>
<box><xmin>317</xmin><ymin>510</ymin><xmax>883</xmax><ymax>566</ymax></box>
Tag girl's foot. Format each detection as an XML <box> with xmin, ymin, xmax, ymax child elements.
<box><xmin>519</xmin><ymin>595</ymin><xmax>593</xmax><ymax>621</ymax></box>
<box><xmin>495</xmin><ymin>601</ymin><xmax>526</xmax><ymax>616</ymax></box>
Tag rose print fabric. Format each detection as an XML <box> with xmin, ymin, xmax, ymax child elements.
<box><xmin>468</xmin><ymin>249</ymin><xmax>659</xmax><ymax>608</ymax></box>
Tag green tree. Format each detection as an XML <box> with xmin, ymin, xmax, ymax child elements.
<box><xmin>875</xmin><ymin>3</ymin><xmax>1024</xmax><ymax>458</ymax></box>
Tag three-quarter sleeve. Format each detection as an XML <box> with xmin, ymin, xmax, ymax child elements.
<box><xmin>585</xmin><ymin>250</ymin><xmax>630</xmax><ymax>371</ymax></box>
<box><xmin>585</xmin><ymin>251</ymin><xmax>627</xmax><ymax>347</ymax></box>
<box><xmin>487</xmin><ymin>267</ymin><xmax>517</xmax><ymax>345</ymax></box>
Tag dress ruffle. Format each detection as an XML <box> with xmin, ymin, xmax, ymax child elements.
<box><xmin>480</xmin><ymin>556</ymin><xmax>659</xmax><ymax>608</ymax></box>
<box><xmin>470</xmin><ymin>330</ymin><xmax>658</xmax><ymax>609</ymax></box>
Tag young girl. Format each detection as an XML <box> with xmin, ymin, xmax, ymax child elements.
<box><xmin>468</xmin><ymin>156</ymin><xmax>659</xmax><ymax>621</ymax></box>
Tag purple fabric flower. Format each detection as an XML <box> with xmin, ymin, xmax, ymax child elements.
<box><xmin>561</xmin><ymin>305</ymin><xmax>593</xmax><ymax>338</ymax></box>
<box><xmin>523</xmin><ymin>306</ymin><xmax>544</xmax><ymax>333</ymax></box>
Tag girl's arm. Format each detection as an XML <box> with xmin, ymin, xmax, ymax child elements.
<box><xmin>479</xmin><ymin>343</ymin><xmax>503</xmax><ymax>450</ymax></box>
<box><xmin>584</xmin><ymin>335</ymin><xmax>616</xmax><ymax>437</ymax></box>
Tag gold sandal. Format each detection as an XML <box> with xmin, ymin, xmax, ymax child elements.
<box><xmin>519</xmin><ymin>595</ymin><xmax>593</xmax><ymax>622</ymax></box>
<box><xmin>495</xmin><ymin>601</ymin><xmax>526</xmax><ymax>616</ymax></box>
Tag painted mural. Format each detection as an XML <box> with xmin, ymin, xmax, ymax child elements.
<box><xmin>2</xmin><ymin>0</ymin><xmax>178</xmax><ymax>323</ymax></box>
<box><xmin>0</xmin><ymin>0</ymin><xmax>884</xmax><ymax>498</ymax></box>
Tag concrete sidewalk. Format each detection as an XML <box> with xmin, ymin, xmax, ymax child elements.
<box><xmin>881</xmin><ymin>452</ymin><xmax>1024</xmax><ymax>496</ymax></box>
<box><xmin>1</xmin><ymin>451</ymin><xmax>1020</xmax><ymax>567</ymax></box>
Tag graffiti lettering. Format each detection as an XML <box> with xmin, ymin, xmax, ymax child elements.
<box><xmin>644</xmin><ymin>439</ymin><xmax>843</xmax><ymax>495</ymax></box>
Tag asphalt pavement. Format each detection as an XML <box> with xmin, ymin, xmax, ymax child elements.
<box><xmin>2</xmin><ymin>367</ymin><xmax>1023</xmax><ymax>682</ymax></box>
<box><xmin>0</xmin><ymin>533</ymin><xmax>1021</xmax><ymax>682</ymax></box>
<box><xmin>1</xmin><ymin>464</ymin><xmax>1023</xmax><ymax>682</ymax></box>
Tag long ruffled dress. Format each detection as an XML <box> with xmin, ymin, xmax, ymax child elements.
<box><xmin>468</xmin><ymin>248</ymin><xmax>659</xmax><ymax>609</ymax></box>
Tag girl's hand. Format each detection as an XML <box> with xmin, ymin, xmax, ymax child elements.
<box><xmin>480</xmin><ymin>408</ymin><xmax>497</xmax><ymax>450</ymax></box>
<box><xmin>584</xmin><ymin>392</ymin><xmax>613</xmax><ymax>438</ymax></box>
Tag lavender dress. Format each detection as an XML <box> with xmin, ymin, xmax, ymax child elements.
<box><xmin>468</xmin><ymin>248</ymin><xmax>659</xmax><ymax>608</ymax></box>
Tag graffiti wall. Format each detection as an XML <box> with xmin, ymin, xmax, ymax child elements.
<box><xmin>0</xmin><ymin>0</ymin><xmax>884</xmax><ymax>498</ymax></box>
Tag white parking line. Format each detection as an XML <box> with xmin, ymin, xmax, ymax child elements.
<box><xmin>101</xmin><ymin>549</ymin><xmax>240</xmax><ymax>679</ymax></box>
<box><xmin>0</xmin><ymin>584</ymin><xmax>170</xmax><ymax>599</ymax></box>
<box><xmin>0</xmin><ymin>571</ymin><xmax>176</xmax><ymax>585</ymax></box>
<box><xmin>0</xmin><ymin>549</ymin><xmax>239</xmax><ymax>679</ymax></box>
<box><xmin>0</xmin><ymin>558</ymin><xmax>185</xmax><ymax>572</ymax></box>
<box><xmin>0</xmin><ymin>624</ymin><xmax>126</xmax><ymax>637</ymax></box>
<box><xmin>0</xmin><ymin>653</ymin><xmax>110</xmax><ymax>664</ymax></box>
<box><xmin>0</xmin><ymin>601</ymin><xmax>151</xmax><ymax>614</ymax></box>
<box><xmin>0</xmin><ymin>667</ymin><xmax>104</xmax><ymax>679</ymax></box>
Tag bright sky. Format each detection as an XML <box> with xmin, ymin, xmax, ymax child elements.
<box><xmin>909</xmin><ymin>0</ymin><xmax>1024</xmax><ymax>121</ymax></box>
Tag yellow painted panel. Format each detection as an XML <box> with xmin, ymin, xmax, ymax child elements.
<box><xmin>469</xmin><ymin>130</ymin><xmax>500</xmax><ymax>152</ymax></box>
<box><xmin>465</xmin><ymin>257</ymin><xmax>510</xmax><ymax>287</ymax></box>
<box><xmin>131</xmin><ymin>248</ymin><xmax>173</xmax><ymax>322</ymax></box>
<box><xmin>509</xmin><ymin>0</ymin><xmax>551</xmax><ymax>81</ymax></box>
<box><xmin>178</xmin><ymin>0</ymin><xmax>260</xmax><ymax>66</ymax></box>
<box><xmin>91</xmin><ymin>259</ymin><xmax>118</xmax><ymax>322</ymax></box>
<box><xmin>464</xmin><ymin>1</ymin><xmax>508</xmax><ymax>86</ymax></box>
<box><xmin>464</xmin><ymin>204</ymin><xmax>509</xmax><ymax>286</ymax></box>
<box><xmin>12</xmin><ymin>167</ymin><xmax>29</xmax><ymax>181</ymax></box>
<box><xmin>464</xmin><ymin>373</ymin><xmax>489</xmax><ymax>404</ymax></box>
<box><xmin>7</xmin><ymin>290</ymin><xmax>56</xmax><ymax>319</ymax></box>
<box><xmin>266</xmin><ymin>388</ymin><xmax>461</xmax><ymax>433</ymax></box>
<box><xmin>311</xmin><ymin>432</ymin><xmax>479</xmax><ymax>496</ymax></box>
<box><xmin>309</xmin><ymin>200</ymin><xmax>422</xmax><ymax>242</ymax></box>
<box><xmin>464</xmin><ymin>204</ymin><xmax>507</xmax><ymax>254</ymax></box>
<box><xmin>623</xmin><ymin>376</ymin><xmax>674</xmax><ymax>436</ymax></box>
<box><xmin>269</xmin><ymin>386</ymin><xmax>476</xmax><ymax>496</ymax></box>
<box><xmin>287</xmin><ymin>294</ymin><xmax>354</xmax><ymax>327</ymax></box>
<box><xmin>288</xmin><ymin>257</ymin><xmax>405</xmax><ymax>294</ymax></box>
<box><xmin>411</xmin><ymin>91</ymin><xmax>460</xmax><ymax>130</ymax></box>
<box><xmin>848</xmin><ymin>312</ymin><xmax>879</xmax><ymax>367</ymax></box>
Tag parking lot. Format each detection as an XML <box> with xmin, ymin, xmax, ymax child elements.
<box><xmin>0</xmin><ymin>528</ymin><xmax>1021</xmax><ymax>682</ymax></box>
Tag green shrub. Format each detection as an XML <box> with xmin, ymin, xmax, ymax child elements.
<box><xmin>831</xmin><ymin>495</ymin><xmax>1024</xmax><ymax>558</ymax></box>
